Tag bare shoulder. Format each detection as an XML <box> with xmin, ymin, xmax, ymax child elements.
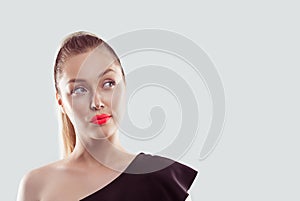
<box><xmin>17</xmin><ymin>160</ymin><xmax>65</xmax><ymax>201</ymax></box>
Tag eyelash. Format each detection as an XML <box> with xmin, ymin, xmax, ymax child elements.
<box><xmin>103</xmin><ymin>80</ymin><xmax>116</xmax><ymax>88</ymax></box>
<box><xmin>70</xmin><ymin>87</ymin><xmax>87</xmax><ymax>95</ymax></box>
<box><xmin>70</xmin><ymin>81</ymin><xmax>116</xmax><ymax>95</ymax></box>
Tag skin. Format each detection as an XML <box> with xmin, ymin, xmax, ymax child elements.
<box><xmin>17</xmin><ymin>47</ymin><xmax>192</xmax><ymax>201</ymax></box>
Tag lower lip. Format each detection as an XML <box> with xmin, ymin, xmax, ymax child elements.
<box><xmin>91</xmin><ymin>117</ymin><xmax>111</xmax><ymax>125</ymax></box>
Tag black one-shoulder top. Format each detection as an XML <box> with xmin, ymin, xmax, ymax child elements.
<box><xmin>80</xmin><ymin>152</ymin><xmax>198</xmax><ymax>201</ymax></box>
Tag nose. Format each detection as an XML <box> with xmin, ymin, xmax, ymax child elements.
<box><xmin>90</xmin><ymin>92</ymin><xmax>104</xmax><ymax>111</ymax></box>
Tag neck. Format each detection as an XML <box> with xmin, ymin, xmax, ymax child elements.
<box><xmin>67</xmin><ymin>132</ymin><xmax>135</xmax><ymax>172</ymax></box>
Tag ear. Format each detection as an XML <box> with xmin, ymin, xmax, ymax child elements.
<box><xmin>56</xmin><ymin>92</ymin><xmax>65</xmax><ymax>114</ymax></box>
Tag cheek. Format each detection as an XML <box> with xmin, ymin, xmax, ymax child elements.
<box><xmin>64</xmin><ymin>95</ymin><xmax>90</xmax><ymax>120</ymax></box>
<box><xmin>111</xmin><ymin>84</ymin><xmax>126</xmax><ymax>118</ymax></box>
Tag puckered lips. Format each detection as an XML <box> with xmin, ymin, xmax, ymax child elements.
<box><xmin>90</xmin><ymin>114</ymin><xmax>112</xmax><ymax>125</ymax></box>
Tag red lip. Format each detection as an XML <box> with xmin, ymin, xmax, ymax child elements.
<box><xmin>90</xmin><ymin>114</ymin><xmax>111</xmax><ymax>125</ymax></box>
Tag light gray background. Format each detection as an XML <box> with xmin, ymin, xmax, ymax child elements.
<box><xmin>1</xmin><ymin>0</ymin><xmax>299</xmax><ymax>200</ymax></box>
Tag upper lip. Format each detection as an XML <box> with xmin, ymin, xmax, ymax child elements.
<box><xmin>90</xmin><ymin>114</ymin><xmax>112</xmax><ymax>122</ymax></box>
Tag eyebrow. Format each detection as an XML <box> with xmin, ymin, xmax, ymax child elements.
<box><xmin>67</xmin><ymin>68</ymin><xmax>116</xmax><ymax>84</ymax></box>
<box><xmin>98</xmin><ymin>68</ymin><xmax>116</xmax><ymax>79</ymax></box>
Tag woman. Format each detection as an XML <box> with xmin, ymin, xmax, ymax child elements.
<box><xmin>17</xmin><ymin>31</ymin><xmax>198</xmax><ymax>201</ymax></box>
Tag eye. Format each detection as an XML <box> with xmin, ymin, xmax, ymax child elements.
<box><xmin>71</xmin><ymin>86</ymin><xmax>88</xmax><ymax>95</ymax></box>
<box><xmin>103</xmin><ymin>80</ymin><xmax>116</xmax><ymax>89</ymax></box>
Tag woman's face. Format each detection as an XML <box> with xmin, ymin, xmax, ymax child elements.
<box><xmin>57</xmin><ymin>47</ymin><xmax>126</xmax><ymax>140</ymax></box>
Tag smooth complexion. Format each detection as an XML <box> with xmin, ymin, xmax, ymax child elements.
<box><xmin>17</xmin><ymin>46</ymin><xmax>192</xmax><ymax>201</ymax></box>
<box><xmin>17</xmin><ymin>47</ymin><xmax>136</xmax><ymax>201</ymax></box>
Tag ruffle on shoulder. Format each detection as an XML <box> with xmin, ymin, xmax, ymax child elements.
<box><xmin>135</xmin><ymin>153</ymin><xmax>198</xmax><ymax>201</ymax></box>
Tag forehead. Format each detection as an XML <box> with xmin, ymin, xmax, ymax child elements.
<box><xmin>62</xmin><ymin>48</ymin><xmax>121</xmax><ymax>82</ymax></box>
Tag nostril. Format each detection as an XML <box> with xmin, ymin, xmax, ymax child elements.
<box><xmin>91</xmin><ymin>102</ymin><xmax>104</xmax><ymax>110</ymax></box>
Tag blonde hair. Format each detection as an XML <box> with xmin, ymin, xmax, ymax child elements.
<box><xmin>53</xmin><ymin>31</ymin><xmax>125</xmax><ymax>158</ymax></box>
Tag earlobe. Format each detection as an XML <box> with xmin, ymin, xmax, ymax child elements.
<box><xmin>56</xmin><ymin>93</ymin><xmax>65</xmax><ymax>114</ymax></box>
<box><xmin>56</xmin><ymin>93</ymin><xmax>62</xmax><ymax>105</ymax></box>
<box><xmin>58</xmin><ymin>99</ymin><xmax>63</xmax><ymax>106</ymax></box>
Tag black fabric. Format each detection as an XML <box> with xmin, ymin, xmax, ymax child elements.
<box><xmin>80</xmin><ymin>152</ymin><xmax>198</xmax><ymax>201</ymax></box>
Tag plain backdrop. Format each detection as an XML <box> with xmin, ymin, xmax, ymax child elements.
<box><xmin>1</xmin><ymin>1</ymin><xmax>299</xmax><ymax>200</ymax></box>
